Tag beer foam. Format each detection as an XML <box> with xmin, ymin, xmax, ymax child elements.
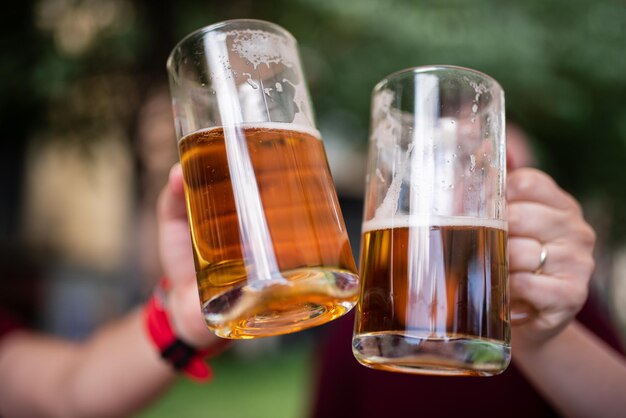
<box><xmin>228</xmin><ymin>29</ymin><xmax>297</xmax><ymax>69</ymax></box>
<box><xmin>362</xmin><ymin>215</ymin><xmax>507</xmax><ymax>233</ymax></box>
<box><xmin>189</xmin><ymin>122</ymin><xmax>322</xmax><ymax>140</ymax></box>
<box><xmin>225</xmin><ymin>29</ymin><xmax>313</xmax><ymax>127</ymax></box>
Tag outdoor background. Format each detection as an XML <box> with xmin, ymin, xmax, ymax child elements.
<box><xmin>1</xmin><ymin>1</ymin><xmax>625</xmax><ymax>417</ymax></box>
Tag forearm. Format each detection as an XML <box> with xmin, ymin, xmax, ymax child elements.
<box><xmin>0</xmin><ymin>309</ymin><xmax>176</xmax><ymax>418</ymax></box>
<box><xmin>512</xmin><ymin>320</ymin><xmax>626</xmax><ymax>418</ymax></box>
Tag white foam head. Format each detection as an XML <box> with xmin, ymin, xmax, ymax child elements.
<box><xmin>228</xmin><ymin>29</ymin><xmax>297</xmax><ymax>69</ymax></box>
<box><xmin>362</xmin><ymin>215</ymin><xmax>507</xmax><ymax>233</ymax></box>
<box><xmin>186</xmin><ymin>122</ymin><xmax>322</xmax><ymax>141</ymax></box>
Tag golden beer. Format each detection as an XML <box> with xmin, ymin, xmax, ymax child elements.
<box><xmin>353</xmin><ymin>217</ymin><xmax>510</xmax><ymax>375</ymax></box>
<box><xmin>179</xmin><ymin>124</ymin><xmax>359</xmax><ymax>338</ymax></box>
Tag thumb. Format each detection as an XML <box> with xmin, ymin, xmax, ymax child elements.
<box><xmin>158</xmin><ymin>163</ymin><xmax>187</xmax><ymax>222</ymax></box>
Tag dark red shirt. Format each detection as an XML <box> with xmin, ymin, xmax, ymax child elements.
<box><xmin>0</xmin><ymin>308</ymin><xmax>23</xmax><ymax>342</ymax></box>
<box><xmin>311</xmin><ymin>298</ymin><xmax>625</xmax><ymax>418</ymax></box>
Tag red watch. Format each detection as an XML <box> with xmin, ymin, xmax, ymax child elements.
<box><xmin>143</xmin><ymin>279</ymin><xmax>212</xmax><ymax>382</ymax></box>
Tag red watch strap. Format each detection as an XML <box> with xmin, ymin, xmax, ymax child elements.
<box><xmin>144</xmin><ymin>287</ymin><xmax>212</xmax><ymax>382</ymax></box>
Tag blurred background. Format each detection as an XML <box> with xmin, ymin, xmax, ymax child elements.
<box><xmin>1</xmin><ymin>0</ymin><xmax>625</xmax><ymax>417</ymax></box>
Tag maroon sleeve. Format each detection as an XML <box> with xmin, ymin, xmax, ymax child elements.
<box><xmin>310</xmin><ymin>311</ymin><xmax>557</xmax><ymax>418</ymax></box>
<box><xmin>310</xmin><ymin>294</ymin><xmax>625</xmax><ymax>418</ymax></box>
<box><xmin>0</xmin><ymin>308</ymin><xmax>24</xmax><ymax>341</ymax></box>
<box><xmin>576</xmin><ymin>295</ymin><xmax>625</xmax><ymax>355</ymax></box>
<box><xmin>310</xmin><ymin>314</ymin><xmax>363</xmax><ymax>418</ymax></box>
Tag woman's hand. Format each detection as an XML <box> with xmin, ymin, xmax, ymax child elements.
<box><xmin>507</xmin><ymin>168</ymin><xmax>596</xmax><ymax>348</ymax></box>
<box><xmin>157</xmin><ymin>164</ymin><xmax>229</xmax><ymax>352</ymax></box>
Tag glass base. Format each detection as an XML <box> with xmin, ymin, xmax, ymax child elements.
<box><xmin>203</xmin><ymin>268</ymin><xmax>359</xmax><ymax>339</ymax></box>
<box><xmin>352</xmin><ymin>331</ymin><xmax>510</xmax><ymax>376</ymax></box>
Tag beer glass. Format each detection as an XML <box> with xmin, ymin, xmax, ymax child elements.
<box><xmin>353</xmin><ymin>66</ymin><xmax>509</xmax><ymax>375</ymax></box>
<box><xmin>167</xmin><ymin>19</ymin><xmax>359</xmax><ymax>339</ymax></box>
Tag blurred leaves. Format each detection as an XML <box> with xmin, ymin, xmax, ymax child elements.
<box><xmin>2</xmin><ymin>0</ymin><xmax>626</xmax><ymax>240</ymax></box>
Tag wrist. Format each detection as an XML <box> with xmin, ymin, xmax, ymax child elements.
<box><xmin>512</xmin><ymin>322</ymin><xmax>573</xmax><ymax>355</ymax></box>
<box><xmin>143</xmin><ymin>279</ymin><xmax>213</xmax><ymax>382</ymax></box>
<box><xmin>165</xmin><ymin>280</ymin><xmax>221</xmax><ymax>349</ymax></box>
<box><xmin>167</xmin><ymin>293</ymin><xmax>206</xmax><ymax>348</ymax></box>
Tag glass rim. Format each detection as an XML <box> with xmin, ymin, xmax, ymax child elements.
<box><xmin>166</xmin><ymin>19</ymin><xmax>296</xmax><ymax>72</ymax></box>
<box><xmin>373</xmin><ymin>64</ymin><xmax>503</xmax><ymax>94</ymax></box>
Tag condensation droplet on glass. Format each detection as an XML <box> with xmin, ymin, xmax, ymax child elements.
<box><xmin>469</xmin><ymin>154</ymin><xmax>476</xmax><ymax>172</ymax></box>
<box><xmin>247</xmin><ymin>79</ymin><xmax>259</xmax><ymax>89</ymax></box>
<box><xmin>375</xmin><ymin>168</ymin><xmax>385</xmax><ymax>184</ymax></box>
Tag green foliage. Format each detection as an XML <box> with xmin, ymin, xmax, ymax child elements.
<box><xmin>2</xmin><ymin>0</ymin><xmax>626</xmax><ymax>240</ymax></box>
<box><xmin>139</xmin><ymin>345</ymin><xmax>313</xmax><ymax>418</ymax></box>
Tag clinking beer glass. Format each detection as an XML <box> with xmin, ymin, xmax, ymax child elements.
<box><xmin>167</xmin><ymin>20</ymin><xmax>359</xmax><ymax>339</ymax></box>
<box><xmin>352</xmin><ymin>66</ymin><xmax>510</xmax><ymax>375</ymax></box>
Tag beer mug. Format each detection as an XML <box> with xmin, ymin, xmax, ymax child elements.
<box><xmin>352</xmin><ymin>66</ymin><xmax>509</xmax><ymax>375</ymax></box>
<box><xmin>167</xmin><ymin>20</ymin><xmax>359</xmax><ymax>339</ymax></box>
